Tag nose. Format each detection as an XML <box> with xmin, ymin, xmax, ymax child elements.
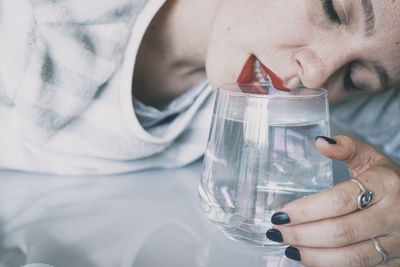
<box><xmin>293</xmin><ymin>48</ymin><xmax>328</xmax><ymax>88</ymax></box>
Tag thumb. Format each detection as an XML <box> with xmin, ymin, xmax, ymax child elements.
<box><xmin>315</xmin><ymin>135</ymin><xmax>386</xmax><ymax>177</ymax></box>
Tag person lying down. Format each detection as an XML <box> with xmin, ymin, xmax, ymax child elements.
<box><xmin>0</xmin><ymin>1</ymin><xmax>399</xmax><ymax>265</ymax></box>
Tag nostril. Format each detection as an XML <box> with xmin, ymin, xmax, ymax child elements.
<box><xmin>296</xmin><ymin>59</ymin><xmax>304</xmax><ymax>76</ymax></box>
<box><xmin>285</xmin><ymin>76</ymin><xmax>302</xmax><ymax>89</ymax></box>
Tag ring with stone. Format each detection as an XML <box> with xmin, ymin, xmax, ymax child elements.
<box><xmin>351</xmin><ymin>178</ymin><xmax>374</xmax><ymax>209</ymax></box>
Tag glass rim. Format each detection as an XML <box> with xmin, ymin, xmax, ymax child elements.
<box><xmin>216</xmin><ymin>83</ymin><xmax>328</xmax><ymax>99</ymax></box>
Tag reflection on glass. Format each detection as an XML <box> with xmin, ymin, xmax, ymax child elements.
<box><xmin>199</xmin><ymin>84</ymin><xmax>333</xmax><ymax>247</ymax></box>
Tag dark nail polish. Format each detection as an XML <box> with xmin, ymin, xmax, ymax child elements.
<box><xmin>266</xmin><ymin>229</ymin><xmax>283</xmax><ymax>242</ymax></box>
<box><xmin>271</xmin><ymin>212</ymin><xmax>290</xmax><ymax>225</ymax></box>
<box><xmin>285</xmin><ymin>246</ymin><xmax>301</xmax><ymax>261</ymax></box>
<box><xmin>316</xmin><ymin>136</ymin><xmax>337</xmax><ymax>144</ymax></box>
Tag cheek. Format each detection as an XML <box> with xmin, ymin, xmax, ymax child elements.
<box><xmin>205</xmin><ymin>0</ymin><xmax>316</xmax><ymax>86</ymax></box>
<box><xmin>205</xmin><ymin>10</ymin><xmax>252</xmax><ymax>86</ymax></box>
<box><xmin>205</xmin><ymin>11</ymin><xmax>276</xmax><ymax>85</ymax></box>
<box><xmin>205</xmin><ymin>51</ymin><xmax>228</xmax><ymax>88</ymax></box>
<box><xmin>205</xmin><ymin>44</ymin><xmax>249</xmax><ymax>88</ymax></box>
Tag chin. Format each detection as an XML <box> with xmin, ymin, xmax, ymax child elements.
<box><xmin>207</xmin><ymin>76</ymin><xmax>235</xmax><ymax>90</ymax></box>
<box><xmin>205</xmin><ymin>70</ymin><xmax>232</xmax><ymax>90</ymax></box>
<box><xmin>205</xmin><ymin>55</ymin><xmax>238</xmax><ymax>89</ymax></box>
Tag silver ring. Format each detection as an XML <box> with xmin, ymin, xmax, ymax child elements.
<box><xmin>372</xmin><ymin>238</ymin><xmax>388</xmax><ymax>265</ymax></box>
<box><xmin>351</xmin><ymin>178</ymin><xmax>374</xmax><ymax>209</ymax></box>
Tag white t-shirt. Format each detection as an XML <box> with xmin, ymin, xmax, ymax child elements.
<box><xmin>0</xmin><ymin>0</ymin><xmax>214</xmax><ymax>175</ymax></box>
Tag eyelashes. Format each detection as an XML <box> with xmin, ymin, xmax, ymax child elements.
<box><xmin>320</xmin><ymin>1</ymin><xmax>362</xmax><ymax>92</ymax></box>
<box><xmin>321</xmin><ymin>0</ymin><xmax>341</xmax><ymax>24</ymax></box>
<box><xmin>321</xmin><ymin>0</ymin><xmax>359</xmax><ymax>92</ymax></box>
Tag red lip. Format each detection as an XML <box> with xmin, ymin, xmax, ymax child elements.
<box><xmin>237</xmin><ymin>55</ymin><xmax>290</xmax><ymax>93</ymax></box>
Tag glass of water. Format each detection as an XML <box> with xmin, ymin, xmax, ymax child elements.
<box><xmin>199</xmin><ymin>83</ymin><xmax>333</xmax><ymax>247</ymax></box>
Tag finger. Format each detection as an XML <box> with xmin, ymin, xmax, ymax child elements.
<box><xmin>270</xmin><ymin>204</ymin><xmax>389</xmax><ymax>247</ymax></box>
<box><xmin>382</xmin><ymin>258</ymin><xmax>400</xmax><ymax>267</ymax></box>
<box><xmin>271</xmin><ymin>165</ymin><xmax>389</xmax><ymax>226</ymax></box>
<box><xmin>284</xmin><ymin>234</ymin><xmax>400</xmax><ymax>267</ymax></box>
<box><xmin>315</xmin><ymin>135</ymin><xmax>395</xmax><ymax>177</ymax></box>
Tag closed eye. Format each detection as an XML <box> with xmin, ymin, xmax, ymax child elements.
<box><xmin>322</xmin><ymin>0</ymin><xmax>341</xmax><ymax>24</ymax></box>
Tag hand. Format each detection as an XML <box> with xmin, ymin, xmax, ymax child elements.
<box><xmin>266</xmin><ymin>135</ymin><xmax>400</xmax><ymax>267</ymax></box>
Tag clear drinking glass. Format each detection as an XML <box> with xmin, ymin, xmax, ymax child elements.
<box><xmin>199</xmin><ymin>83</ymin><xmax>333</xmax><ymax>247</ymax></box>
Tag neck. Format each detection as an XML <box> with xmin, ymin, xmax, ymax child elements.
<box><xmin>133</xmin><ymin>0</ymin><xmax>219</xmax><ymax>108</ymax></box>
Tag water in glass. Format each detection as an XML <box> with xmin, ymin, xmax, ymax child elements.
<box><xmin>199</xmin><ymin>85</ymin><xmax>332</xmax><ymax>247</ymax></box>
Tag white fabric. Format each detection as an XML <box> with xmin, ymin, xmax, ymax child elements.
<box><xmin>0</xmin><ymin>164</ymin><xmax>302</xmax><ymax>267</ymax></box>
<box><xmin>0</xmin><ymin>0</ymin><xmax>214</xmax><ymax>175</ymax></box>
<box><xmin>133</xmin><ymin>79</ymin><xmax>209</xmax><ymax>129</ymax></box>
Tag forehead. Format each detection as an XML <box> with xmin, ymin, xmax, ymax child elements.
<box><xmin>374</xmin><ymin>1</ymin><xmax>400</xmax><ymax>30</ymax></box>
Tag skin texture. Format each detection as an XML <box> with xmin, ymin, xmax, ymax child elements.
<box><xmin>206</xmin><ymin>0</ymin><xmax>400</xmax><ymax>103</ymax></box>
<box><xmin>135</xmin><ymin>0</ymin><xmax>400</xmax><ymax>106</ymax></box>
<box><xmin>133</xmin><ymin>0</ymin><xmax>215</xmax><ymax>108</ymax></box>
<box><xmin>274</xmin><ymin>136</ymin><xmax>400</xmax><ymax>267</ymax></box>
<box><xmin>134</xmin><ymin>1</ymin><xmax>400</xmax><ymax>265</ymax></box>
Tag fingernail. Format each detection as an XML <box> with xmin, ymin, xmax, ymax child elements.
<box><xmin>316</xmin><ymin>136</ymin><xmax>337</xmax><ymax>144</ymax></box>
<box><xmin>271</xmin><ymin>212</ymin><xmax>290</xmax><ymax>225</ymax></box>
<box><xmin>285</xmin><ymin>246</ymin><xmax>301</xmax><ymax>261</ymax></box>
<box><xmin>266</xmin><ymin>229</ymin><xmax>283</xmax><ymax>242</ymax></box>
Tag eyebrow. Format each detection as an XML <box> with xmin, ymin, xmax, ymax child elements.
<box><xmin>360</xmin><ymin>0</ymin><xmax>375</xmax><ymax>36</ymax></box>
<box><xmin>358</xmin><ymin>1</ymin><xmax>389</xmax><ymax>91</ymax></box>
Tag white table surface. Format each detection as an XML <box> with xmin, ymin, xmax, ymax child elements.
<box><xmin>0</xmin><ymin>160</ymin><xmax>311</xmax><ymax>267</ymax></box>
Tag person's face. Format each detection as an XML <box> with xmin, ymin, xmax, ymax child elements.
<box><xmin>205</xmin><ymin>0</ymin><xmax>400</xmax><ymax>103</ymax></box>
